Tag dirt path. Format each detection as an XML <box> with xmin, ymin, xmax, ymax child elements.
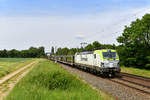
<box><xmin>0</xmin><ymin>59</ymin><xmax>39</xmax><ymax>100</ymax></box>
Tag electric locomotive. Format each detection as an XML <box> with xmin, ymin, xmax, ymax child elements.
<box><xmin>74</xmin><ymin>49</ymin><xmax>120</xmax><ymax>76</ymax></box>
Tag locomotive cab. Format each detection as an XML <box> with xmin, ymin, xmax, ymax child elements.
<box><xmin>94</xmin><ymin>49</ymin><xmax>120</xmax><ymax>74</ymax></box>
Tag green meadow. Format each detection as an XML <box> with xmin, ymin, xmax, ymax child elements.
<box><xmin>0</xmin><ymin>58</ymin><xmax>33</xmax><ymax>78</ymax></box>
<box><xmin>121</xmin><ymin>66</ymin><xmax>150</xmax><ymax>78</ymax></box>
<box><xmin>5</xmin><ymin>59</ymin><xmax>112</xmax><ymax>100</ymax></box>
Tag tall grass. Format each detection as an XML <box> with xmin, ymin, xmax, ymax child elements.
<box><xmin>6</xmin><ymin>60</ymin><xmax>102</xmax><ymax>100</ymax></box>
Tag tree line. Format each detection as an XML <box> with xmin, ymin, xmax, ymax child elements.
<box><xmin>52</xmin><ymin>42</ymin><xmax>116</xmax><ymax>56</ymax></box>
<box><xmin>0</xmin><ymin>47</ymin><xmax>45</xmax><ymax>58</ymax></box>
<box><xmin>51</xmin><ymin>14</ymin><xmax>150</xmax><ymax>69</ymax></box>
<box><xmin>117</xmin><ymin>14</ymin><xmax>150</xmax><ymax>69</ymax></box>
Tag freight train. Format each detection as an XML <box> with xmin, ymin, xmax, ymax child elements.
<box><xmin>49</xmin><ymin>49</ymin><xmax>121</xmax><ymax>77</ymax></box>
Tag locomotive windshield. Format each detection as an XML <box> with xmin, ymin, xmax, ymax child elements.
<box><xmin>102</xmin><ymin>52</ymin><xmax>117</xmax><ymax>59</ymax></box>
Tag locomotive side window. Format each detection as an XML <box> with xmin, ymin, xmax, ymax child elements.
<box><xmin>94</xmin><ymin>54</ymin><xmax>96</xmax><ymax>59</ymax></box>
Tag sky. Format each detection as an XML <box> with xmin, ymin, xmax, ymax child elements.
<box><xmin>0</xmin><ymin>0</ymin><xmax>150</xmax><ymax>52</ymax></box>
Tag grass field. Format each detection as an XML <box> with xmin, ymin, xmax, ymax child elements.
<box><xmin>5</xmin><ymin>59</ymin><xmax>112</xmax><ymax>100</ymax></box>
<box><xmin>0</xmin><ymin>58</ymin><xmax>33</xmax><ymax>78</ymax></box>
<box><xmin>0</xmin><ymin>58</ymin><xmax>30</xmax><ymax>62</ymax></box>
<box><xmin>121</xmin><ymin>66</ymin><xmax>150</xmax><ymax>78</ymax></box>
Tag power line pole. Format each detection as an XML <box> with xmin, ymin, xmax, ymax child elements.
<box><xmin>80</xmin><ymin>42</ymin><xmax>87</xmax><ymax>48</ymax></box>
<box><xmin>54</xmin><ymin>46</ymin><xmax>57</xmax><ymax>54</ymax></box>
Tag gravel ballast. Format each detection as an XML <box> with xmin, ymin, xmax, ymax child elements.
<box><xmin>59</xmin><ymin>63</ymin><xmax>150</xmax><ymax>100</ymax></box>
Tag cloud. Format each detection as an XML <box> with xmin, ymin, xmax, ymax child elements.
<box><xmin>84</xmin><ymin>7</ymin><xmax>150</xmax><ymax>44</ymax></box>
<box><xmin>75</xmin><ymin>32</ymin><xmax>85</xmax><ymax>40</ymax></box>
<box><xmin>0</xmin><ymin>6</ymin><xmax>150</xmax><ymax>52</ymax></box>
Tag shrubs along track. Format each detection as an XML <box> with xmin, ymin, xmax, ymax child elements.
<box><xmin>6</xmin><ymin>60</ymin><xmax>102</xmax><ymax>100</ymax></box>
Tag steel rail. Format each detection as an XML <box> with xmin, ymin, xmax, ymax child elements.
<box><xmin>119</xmin><ymin>72</ymin><xmax>150</xmax><ymax>82</ymax></box>
<box><xmin>109</xmin><ymin>79</ymin><xmax>150</xmax><ymax>95</ymax></box>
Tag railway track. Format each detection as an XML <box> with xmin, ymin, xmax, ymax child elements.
<box><xmin>57</xmin><ymin>62</ymin><xmax>150</xmax><ymax>100</ymax></box>
<box><xmin>119</xmin><ymin>72</ymin><xmax>150</xmax><ymax>82</ymax></box>
<box><xmin>57</xmin><ymin>60</ymin><xmax>150</xmax><ymax>96</ymax></box>
<box><xmin>109</xmin><ymin>73</ymin><xmax>150</xmax><ymax>95</ymax></box>
<box><xmin>118</xmin><ymin>73</ymin><xmax>150</xmax><ymax>88</ymax></box>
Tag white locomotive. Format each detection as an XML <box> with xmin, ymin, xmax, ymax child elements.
<box><xmin>74</xmin><ymin>49</ymin><xmax>120</xmax><ymax>76</ymax></box>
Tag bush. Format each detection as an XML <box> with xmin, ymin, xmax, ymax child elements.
<box><xmin>49</xmin><ymin>72</ymin><xmax>73</xmax><ymax>90</ymax></box>
<box><xmin>147</xmin><ymin>56</ymin><xmax>150</xmax><ymax>62</ymax></box>
<box><xmin>30</xmin><ymin>71</ymin><xmax>74</xmax><ymax>90</ymax></box>
<box><xmin>145</xmin><ymin>64</ymin><xmax>150</xmax><ymax>69</ymax></box>
<box><xmin>126</xmin><ymin>58</ymin><xmax>136</xmax><ymax>66</ymax></box>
